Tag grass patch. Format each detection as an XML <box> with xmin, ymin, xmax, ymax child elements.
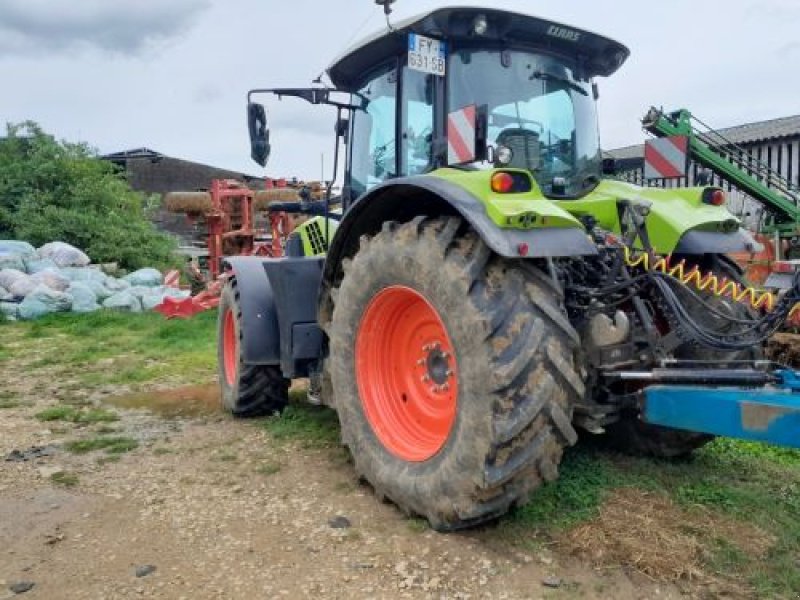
<box><xmin>35</xmin><ymin>405</ymin><xmax>119</xmax><ymax>424</ymax></box>
<box><xmin>493</xmin><ymin>438</ymin><xmax>800</xmax><ymax>597</ymax></box>
<box><xmin>406</xmin><ymin>518</ymin><xmax>429</xmax><ymax>533</ymax></box>
<box><xmin>262</xmin><ymin>400</ymin><xmax>340</xmax><ymax>449</ymax></box>
<box><xmin>50</xmin><ymin>471</ymin><xmax>79</xmax><ymax>487</ymax></box>
<box><xmin>0</xmin><ymin>399</ymin><xmax>19</xmax><ymax>409</ymax></box>
<box><xmin>255</xmin><ymin>462</ymin><xmax>281</xmax><ymax>476</ymax></box>
<box><xmin>500</xmin><ymin>446</ymin><xmax>659</xmax><ymax>538</ymax></box>
<box><xmin>65</xmin><ymin>436</ymin><xmax>138</xmax><ymax>455</ymax></box>
<box><xmin>214</xmin><ymin>451</ymin><xmax>237</xmax><ymax>462</ymax></box>
<box><xmin>95</xmin><ymin>425</ymin><xmax>120</xmax><ymax>434</ymax></box>
<box><xmin>35</xmin><ymin>406</ymin><xmax>76</xmax><ymax>421</ymax></box>
<box><xmin>6</xmin><ymin>310</ymin><xmax>217</xmax><ymax>388</ymax></box>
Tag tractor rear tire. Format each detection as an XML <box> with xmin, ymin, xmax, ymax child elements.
<box><xmin>605</xmin><ymin>256</ymin><xmax>760</xmax><ymax>458</ymax></box>
<box><xmin>328</xmin><ymin>217</ymin><xmax>583</xmax><ymax>530</ymax></box>
<box><xmin>218</xmin><ymin>278</ymin><xmax>289</xmax><ymax>417</ymax></box>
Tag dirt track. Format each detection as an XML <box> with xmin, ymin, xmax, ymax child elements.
<box><xmin>0</xmin><ymin>372</ymin><xmax>691</xmax><ymax>600</ymax></box>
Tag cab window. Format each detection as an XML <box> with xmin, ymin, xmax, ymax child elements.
<box><xmin>401</xmin><ymin>67</ymin><xmax>434</xmax><ymax>176</ymax></box>
<box><xmin>350</xmin><ymin>65</ymin><xmax>397</xmax><ymax>197</ymax></box>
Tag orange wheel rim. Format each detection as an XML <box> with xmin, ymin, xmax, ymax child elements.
<box><xmin>222</xmin><ymin>308</ymin><xmax>238</xmax><ymax>386</ymax></box>
<box><xmin>355</xmin><ymin>285</ymin><xmax>458</xmax><ymax>462</ymax></box>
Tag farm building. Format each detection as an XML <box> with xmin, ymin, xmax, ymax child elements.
<box><xmin>101</xmin><ymin>148</ymin><xmax>268</xmax><ymax>244</ymax></box>
<box><xmin>101</xmin><ymin>148</ymin><xmax>266</xmax><ymax>195</ymax></box>
<box><xmin>605</xmin><ymin>113</ymin><xmax>800</xmax><ymax>223</ymax></box>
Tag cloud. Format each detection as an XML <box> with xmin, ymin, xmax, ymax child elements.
<box><xmin>192</xmin><ymin>83</ymin><xmax>223</xmax><ymax>104</ymax></box>
<box><xmin>778</xmin><ymin>42</ymin><xmax>800</xmax><ymax>57</ymax></box>
<box><xmin>746</xmin><ymin>0</ymin><xmax>800</xmax><ymax>22</ymax></box>
<box><xmin>0</xmin><ymin>0</ymin><xmax>210</xmax><ymax>56</ymax></box>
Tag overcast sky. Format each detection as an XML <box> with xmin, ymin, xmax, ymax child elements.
<box><xmin>2</xmin><ymin>0</ymin><xmax>799</xmax><ymax>181</ymax></box>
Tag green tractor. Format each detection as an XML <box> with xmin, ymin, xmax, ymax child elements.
<box><xmin>219</xmin><ymin>6</ymin><xmax>800</xmax><ymax>530</ymax></box>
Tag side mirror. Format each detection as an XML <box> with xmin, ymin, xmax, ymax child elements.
<box><xmin>335</xmin><ymin>115</ymin><xmax>349</xmax><ymax>145</ymax></box>
<box><xmin>601</xmin><ymin>157</ymin><xmax>617</xmax><ymax>175</ymax></box>
<box><xmin>247</xmin><ymin>102</ymin><xmax>270</xmax><ymax>167</ymax></box>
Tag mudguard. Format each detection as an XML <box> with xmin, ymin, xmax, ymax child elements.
<box><xmin>224</xmin><ymin>256</ymin><xmax>324</xmax><ymax>376</ymax></box>
<box><xmin>673</xmin><ymin>228</ymin><xmax>761</xmax><ymax>254</ymax></box>
<box><xmin>567</xmin><ymin>179</ymin><xmax>758</xmax><ymax>255</ymax></box>
<box><xmin>223</xmin><ymin>256</ymin><xmax>281</xmax><ymax>365</ymax></box>
<box><xmin>323</xmin><ymin>176</ymin><xmax>595</xmax><ymax>292</ymax></box>
<box><xmin>262</xmin><ymin>257</ymin><xmax>324</xmax><ymax>377</ymax></box>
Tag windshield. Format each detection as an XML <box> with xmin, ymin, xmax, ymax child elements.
<box><xmin>449</xmin><ymin>49</ymin><xmax>602</xmax><ymax>197</ymax></box>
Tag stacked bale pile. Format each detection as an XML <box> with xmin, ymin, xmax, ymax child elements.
<box><xmin>0</xmin><ymin>241</ymin><xmax>189</xmax><ymax>321</ymax></box>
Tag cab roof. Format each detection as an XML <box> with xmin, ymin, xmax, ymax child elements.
<box><xmin>327</xmin><ymin>6</ymin><xmax>630</xmax><ymax>91</ymax></box>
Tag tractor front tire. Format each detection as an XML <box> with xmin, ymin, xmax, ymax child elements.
<box><xmin>328</xmin><ymin>217</ymin><xmax>583</xmax><ymax>530</ymax></box>
<box><xmin>218</xmin><ymin>278</ymin><xmax>289</xmax><ymax>417</ymax></box>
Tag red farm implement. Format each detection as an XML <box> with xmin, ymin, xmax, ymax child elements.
<box><xmin>158</xmin><ymin>178</ymin><xmax>317</xmax><ymax>317</ymax></box>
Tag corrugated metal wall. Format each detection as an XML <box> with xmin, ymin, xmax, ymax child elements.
<box><xmin>616</xmin><ymin>136</ymin><xmax>800</xmax><ymax>227</ymax></box>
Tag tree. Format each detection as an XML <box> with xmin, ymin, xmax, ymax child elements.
<box><xmin>0</xmin><ymin>121</ymin><xmax>176</xmax><ymax>270</ymax></box>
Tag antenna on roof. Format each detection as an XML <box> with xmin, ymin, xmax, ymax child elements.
<box><xmin>375</xmin><ymin>0</ymin><xmax>397</xmax><ymax>31</ymax></box>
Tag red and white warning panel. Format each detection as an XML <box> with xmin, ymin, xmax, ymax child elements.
<box><xmin>448</xmin><ymin>104</ymin><xmax>477</xmax><ymax>165</ymax></box>
<box><xmin>644</xmin><ymin>135</ymin><xmax>689</xmax><ymax>179</ymax></box>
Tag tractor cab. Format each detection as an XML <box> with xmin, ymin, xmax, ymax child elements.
<box><xmin>326</xmin><ymin>7</ymin><xmax>630</xmax><ymax>201</ymax></box>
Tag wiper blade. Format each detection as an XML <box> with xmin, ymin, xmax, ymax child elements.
<box><xmin>530</xmin><ymin>71</ymin><xmax>588</xmax><ymax>96</ymax></box>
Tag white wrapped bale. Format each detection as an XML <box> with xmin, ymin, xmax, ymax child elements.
<box><xmin>123</xmin><ymin>268</ymin><xmax>163</xmax><ymax>287</ymax></box>
<box><xmin>104</xmin><ymin>277</ymin><xmax>131</xmax><ymax>292</ymax></box>
<box><xmin>0</xmin><ymin>241</ymin><xmax>36</xmax><ymax>259</ymax></box>
<box><xmin>141</xmin><ymin>292</ymin><xmax>164</xmax><ymax>310</ymax></box>
<box><xmin>86</xmin><ymin>279</ymin><xmax>113</xmax><ymax>301</ymax></box>
<box><xmin>9</xmin><ymin>274</ymin><xmax>36</xmax><ymax>297</ymax></box>
<box><xmin>18</xmin><ymin>285</ymin><xmax>72</xmax><ymax>320</ymax></box>
<box><xmin>30</xmin><ymin>268</ymin><xmax>70</xmax><ymax>292</ymax></box>
<box><xmin>25</xmin><ymin>257</ymin><xmax>58</xmax><ymax>274</ymax></box>
<box><xmin>67</xmin><ymin>282</ymin><xmax>100</xmax><ymax>313</ymax></box>
<box><xmin>37</xmin><ymin>241</ymin><xmax>90</xmax><ymax>268</ymax></box>
<box><xmin>0</xmin><ymin>285</ymin><xmax>12</xmax><ymax>301</ymax></box>
<box><xmin>0</xmin><ymin>269</ymin><xmax>27</xmax><ymax>290</ymax></box>
<box><xmin>103</xmin><ymin>290</ymin><xmax>142</xmax><ymax>312</ymax></box>
<box><xmin>0</xmin><ymin>252</ymin><xmax>25</xmax><ymax>272</ymax></box>
<box><xmin>61</xmin><ymin>267</ymin><xmax>108</xmax><ymax>284</ymax></box>
<box><xmin>127</xmin><ymin>286</ymin><xmax>152</xmax><ymax>299</ymax></box>
<box><xmin>0</xmin><ymin>301</ymin><xmax>19</xmax><ymax>320</ymax></box>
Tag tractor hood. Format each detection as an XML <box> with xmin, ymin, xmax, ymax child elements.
<box><xmin>327</xmin><ymin>6</ymin><xmax>630</xmax><ymax>91</ymax></box>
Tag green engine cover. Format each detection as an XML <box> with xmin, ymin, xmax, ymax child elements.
<box><xmin>429</xmin><ymin>168</ymin><xmax>739</xmax><ymax>255</ymax></box>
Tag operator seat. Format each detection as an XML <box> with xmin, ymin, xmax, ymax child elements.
<box><xmin>496</xmin><ymin>128</ymin><xmax>541</xmax><ymax>172</ymax></box>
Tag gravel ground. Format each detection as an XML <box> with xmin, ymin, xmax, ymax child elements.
<box><xmin>0</xmin><ymin>369</ymin><xmax>683</xmax><ymax>600</ymax></box>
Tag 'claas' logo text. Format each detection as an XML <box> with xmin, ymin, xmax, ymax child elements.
<box><xmin>546</xmin><ymin>25</ymin><xmax>581</xmax><ymax>42</ymax></box>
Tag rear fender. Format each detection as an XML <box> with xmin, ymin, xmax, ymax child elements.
<box><xmin>223</xmin><ymin>256</ymin><xmax>280</xmax><ymax>366</ymax></box>
<box><xmin>320</xmin><ymin>175</ymin><xmax>596</xmax><ymax>325</ymax></box>
<box><xmin>224</xmin><ymin>256</ymin><xmax>324</xmax><ymax>377</ymax></box>
<box><xmin>574</xmin><ymin>180</ymin><xmax>760</xmax><ymax>254</ymax></box>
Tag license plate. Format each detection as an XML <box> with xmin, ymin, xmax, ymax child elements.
<box><xmin>408</xmin><ymin>33</ymin><xmax>446</xmax><ymax>77</ymax></box>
